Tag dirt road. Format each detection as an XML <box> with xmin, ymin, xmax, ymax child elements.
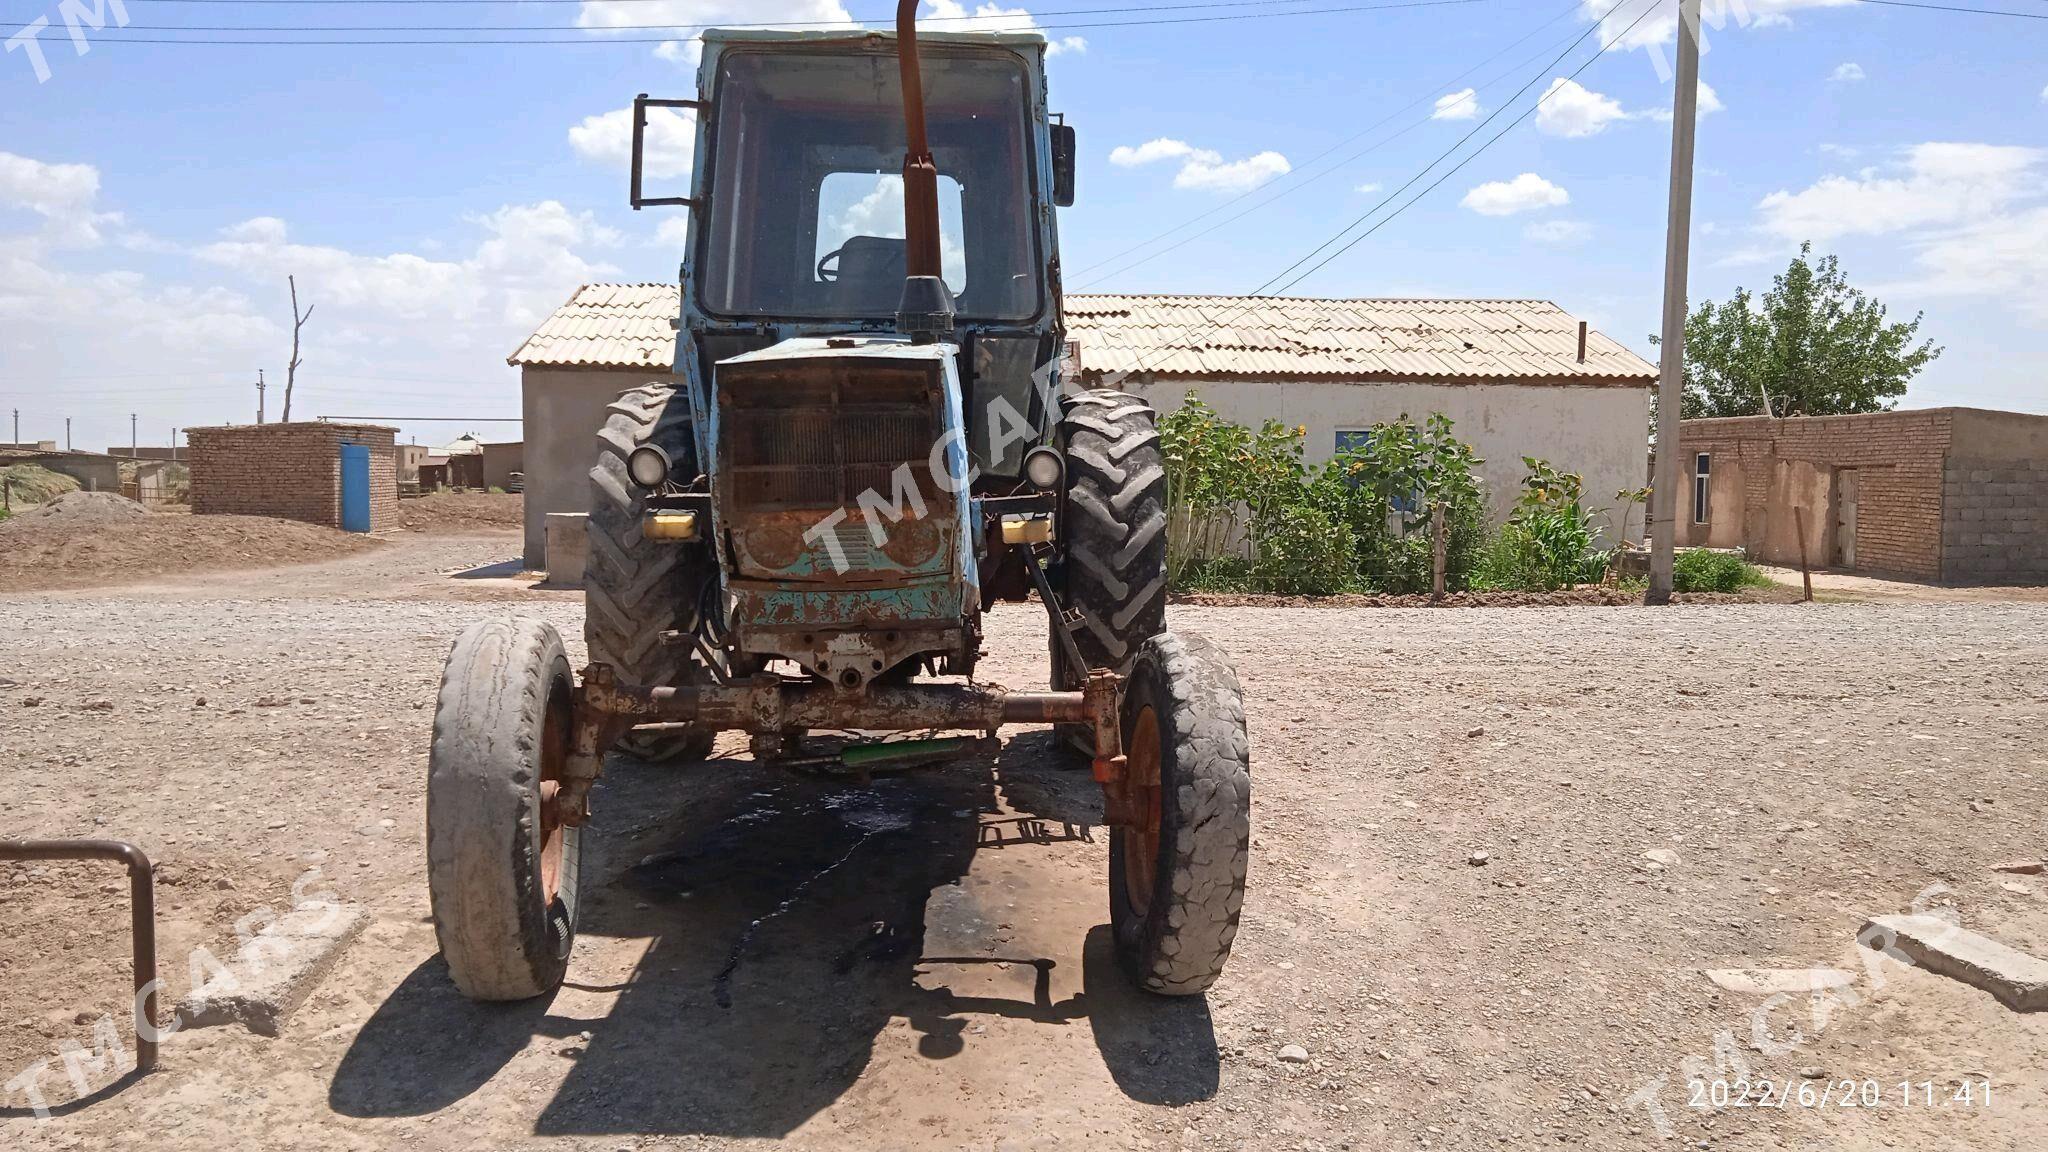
<box><xmin>3</xmin><ymin>533</ymin><xmax>2045</xmax><ymax>1150</ymax></box>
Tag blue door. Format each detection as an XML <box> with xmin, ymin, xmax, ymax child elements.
<box><xmin>339</xmin><ymin>443</ymin><xmax>371</xmax><ymax>533</ymax></box>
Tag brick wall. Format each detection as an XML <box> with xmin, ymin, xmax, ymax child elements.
<box><xmin>187</xmin><ymin>423</ymin><xmax>399</xmax><ymax>531</ymax></box>
<box><xmin>1675</xmin><ymin>411</ymin><xmax>1954</xmax><ymax>581</ymax></box>
<box><xmin>1944</xmin><ymin>459</ymin><xmax>2048</xmax><ymax>582</ymax></box>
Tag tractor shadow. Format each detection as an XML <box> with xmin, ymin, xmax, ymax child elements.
<box><xmin>329</xmin><ymin>731</ymin><xmax>1218</xmax><ymax>1137</ymax></box>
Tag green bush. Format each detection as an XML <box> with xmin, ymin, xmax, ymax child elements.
<box><xmin>1672</xmin><ymin>548</ymin><xmax>1771</xmax><ymax>593</ymax></box>
<box><xmin>1470</xmin><ymin>523</ymin><xmax>1544</xmax><ymax>591</ymax></box>
<box><xmin>1249</xmin><ymin>504</ymin><xmax>1357</xmax><ymax>595</ymax></box>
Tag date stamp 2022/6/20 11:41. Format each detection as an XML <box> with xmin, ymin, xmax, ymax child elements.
<box><xmin>1688</xmin><ymin>1077</ymin><xmax>1995</xmax><ymax>1112</ymax></box>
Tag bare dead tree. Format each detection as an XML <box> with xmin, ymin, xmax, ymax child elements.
<box><xmin>282</xmin><ymin>275</ymin><xmax>314</xmax><ymax>422</ymax></box>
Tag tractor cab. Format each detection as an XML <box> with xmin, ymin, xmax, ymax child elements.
<box><xmin>636</xmin><ymin>27</ymin><xmax>1076</xmax><ymax>482</ymax></box>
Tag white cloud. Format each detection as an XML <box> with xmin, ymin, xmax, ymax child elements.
<box><xmin>1461</xmin><ymin>173</ymin><xmax>1570</xmax><ymax>216</ymax></box>
<box><xmin>1175</xmin><ymin>151</ymin><xmax>1290</xmax><ymax>193</ymax></box>
<box><xmin>1110</xmin><ymin>138</ymin><xmax>1200</xmax><ymax>168</ymax></box>
<box><xmin>1831</xmin><ymin>62</ymin><xmax>1865</xmax><ymax>83</ymax></box>
<box><xmin>1757</xmin><ymin>142</ymin><xmax>2043</xmax><ymax>242</ymax></box>
<box><xmin>1535</xmin><ymin>78</ymin><xmax>1630</xmax><ymax>138</ymax></box>
<box><xmin>0</xmin><ymin>152</ymin><xmax>99</xmax><ymax>218</ymax></box>
<box><xmin>2040</xmin><ymin>84</ymin><xmax>2047</xmax><ymax>103</ymax></box>
<box><xmin>575</xmin><ymin>1</ymin><xmax>1083</xmax><ymax>68</ymax></box>
<box><xmin>568</xmin><ymin>104</ymin><xmax>697</xmax><ymax>182</ymax></box>
<box><xmin>1432</xmin><ymin>88</ymin><xmax>1481</xmax><ymax>121</ymax></box>
<box><xmin>1524</xmin><ymin>219</ymin><xmax>1592</xmax><ymax>245</ymax></box>
<box><xmin>1110</xmin><ymin>137</ymin><xmax>1291</xmax><ymax>193</ymax></box>
<box><xmin>1744</xmin><ymin>142</ymin><xmax>2048</xmax><ymax>324</ymax></box>
<box><xmin>1907</xmin><ymin>204</ymin><xmax>2048</xmax><ymax>323</ymax></box>
<box><xmin>0</xmin><ymin>151</ymin><xmax>126</xmax><ymax>247</ymax></box>
<box><xmin>576</xmin><ymin>2</ymin><xmax>855</xmax><ymax>68</ymax></box>
<box><xmin>924</xmin><ymin>1</ymin><xmax>1087</xmax><ymax>54</ymax></box>
<box><xmin>0</xmin><ymin>149</ymin><xmax>648</xmax><ymax>453</ymax></box>
<box><xmin>1355</xmin><ymin>182</ymin><xmax>1382</xmax><ymax>195</ymax></box>
<box><xmin>194</xmin><ymin>203</ymin><xmax>621</xmax><ymax>331</ymax></box>
<box><xmin>1640</xmin><ymin>81</ymin><xmax>1724</xmax><ymax>122</ymax></box>
<box><xmin>1580</xmin><ymin>0</ymin><xmax>1855</xmax><ymax>57</ymax></box>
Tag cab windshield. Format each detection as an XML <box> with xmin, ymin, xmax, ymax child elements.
<box><xmin>696</xmin><ymin>45</ymin><xmax>1042</xmax><ymax>323</ymax></box>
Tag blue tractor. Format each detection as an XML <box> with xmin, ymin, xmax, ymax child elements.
<box><xmin>425</xmin><ymin>3</ymin><xmax>1250</xmax><ymax>1002</ymax></box>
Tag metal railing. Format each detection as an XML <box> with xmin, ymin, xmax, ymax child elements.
<box><xmin>0</xmin><ymin>840</ymin><xmax>159</xmax><ymax>1074</ymax></box>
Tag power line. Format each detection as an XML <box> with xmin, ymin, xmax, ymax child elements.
<box><xmin>9</xmin><ymin>0</ymin><xmax>1361</xmax><ymax>28</ymax></box>
<box><xmin>1847</xmin><ymin>0</ymin><xmax>2048</xmax><ymax>17</ymax></box>
<box><xmin>1121</xmin><ymin>0</ymin><xmax>1661</xmax><ymax>374</ymax></box>
<box><xmin>1271</xmin><ymin>0</ymin><xmax>1659</xmax><ymax>294</ymax></box>
<box><xmin>1070</xmin><ymin>0</ymin><xmax>1586</xmax><ymax>288</ymax></box>
<box><xmin>19</xmin><ymin>0</ymin><xmax>1501</xmax><ymax>42</ymax></box>
<box><xmin>1246</xmin><ymin>0</ymin><xmax>1636</xmax><ymax>298</ymax></box>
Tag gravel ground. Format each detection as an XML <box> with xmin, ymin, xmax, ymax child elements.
<box><xmin>2</xmin><ymin>533</ymin><xmax>2045</xmax><ymax>1151</ymax></box>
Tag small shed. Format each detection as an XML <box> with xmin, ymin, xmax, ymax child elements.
<box><xmin>7</xmin><ymin>450</ymin><xmax>126</xmax><ymax>494</ymax></box>
<box><xmin>480</xmin><ymin>441</ymin><xmax>526</xmax><ymax>491</ymax></box>
<box><xmin>1677</xmin><ymin>408</ymin><xmax>2048</xmax><ymax>583</ymax></box>
<box><xmin>185</xmin><ymin>422</ymin><xmax>399</xmax><ymax>532</ymax></box>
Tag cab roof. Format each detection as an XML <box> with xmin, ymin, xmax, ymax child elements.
<box><xmin>699</xmin><ymin>27</ymin><xmax>1049</xmax><ymax>50</ymax></box>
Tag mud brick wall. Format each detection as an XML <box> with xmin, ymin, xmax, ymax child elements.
<box><xmin>1676</xmin><ymin>411</ymin><xmax>1954</xmax><ymax>581</ymax></box>
<box><xmin>1944</xmin><ymin>460</ymin><xmax>2048</xmax><ymax>581</ymax></box>
<box><xmin>187</xmin><ymin>423</ymin><xmax>399</xmax><ymax>531</ymax></box>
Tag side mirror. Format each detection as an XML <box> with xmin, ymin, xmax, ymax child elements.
<box><xmin>630</xmin><ymin>92</ymin><xmax>706</xmax><ymax>211</ymax></box>
<box><xmin>1050</xmin><ymin>123</ymin><xmax>1077</xmax><ymax>208</ymax></box>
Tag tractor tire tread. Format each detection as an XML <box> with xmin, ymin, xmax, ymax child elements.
<box><xmin>427</xmin><ymin>617</ymin><xmax>581</xmax><ymax>1001</ymax></box>
<box><xmin>585</xmin><ymin>382</ymin><xmax>716</xmax><ymax>763</ymax></box>
<box><xmin>1112</xmin><ymin>630</ymin><xmax>1251</xmax><ymax>995</ymax></box>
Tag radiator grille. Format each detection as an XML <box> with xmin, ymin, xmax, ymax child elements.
<box><xmin>725</xmin><ymin>384</ymin><xmax>937</xmax><ymax>513</ymax></box>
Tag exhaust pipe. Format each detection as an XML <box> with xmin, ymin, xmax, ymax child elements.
<box><xmin>895</xmin><ymin>0</ymin><xmax>956</xmax><ymax>343</ymax></box>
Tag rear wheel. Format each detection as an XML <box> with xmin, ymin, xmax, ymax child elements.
<box><xmin>585</xmin><ymin>383</ymin><xmax>717</xmax><ymax>763</ymax></box>
<box><xmin>428</xmin><ymin>617</ymin><xmax>581</xmax><ymax>1001</ymax></box>
<box><xmin>1108</xmin><ymin>631</ymin><xmax>1251</xmax><ymax>995</ymax></box>
<box><xmin>1052</xmin><ymin>389</ymin><xmax>1168</xmax><ymax>684</ymax></box>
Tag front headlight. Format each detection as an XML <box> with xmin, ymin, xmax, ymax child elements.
<box><xmin>1024</xmin><ymin>447</ymin><xmax>1065</xmax><ymax>490</ymax></box>
<box><xmin>627</xmin><ymin>445</ymin><xmax>671</xmax><ymax>489</ymax></box>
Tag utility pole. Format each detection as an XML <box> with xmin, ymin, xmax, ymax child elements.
<box><xmin>10</xmin><ymin>408</ymin><xmax>16</xmax><ymax>448</ymax></box>
<box><xmin>65</xmin><ymin>417</ymin><xmax>72</xmax><ymax>451</ymax></box>
<box><xmin>131</xmin><ymin>413</ymin><xmax>137</xmax><ymax>458</ymax></box>
<box><xmin>257</xmin><ymin>370</ymin><xmax>267</xmax><ymax>425</ymax></box>
<box><xmin>1647</xmin><ymin>0</ymin><xmax>1703</xmax><ymax>607</ymax></box>
<box><xmin>172</xmin><ymin>427</ymin><xmax>179</xmax><ymax>462</ymax></box>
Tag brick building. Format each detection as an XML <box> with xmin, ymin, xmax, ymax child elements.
<box><xmin>1676</xmin><ymin>408</ymin><xmax>2047</xmax><ymax>583</ymax></box>
<box><xmin>186</xmin><ymin>422</ymin><xmax>399</xmax><ymax>532</ymax></box>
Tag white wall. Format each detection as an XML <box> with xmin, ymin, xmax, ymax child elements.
<box><xmin>522</xmin><ymin>366</ymin><xmax>681</xmax><ymax>569</ymax></box>
<box><xmin>1126</xmin><ymin>378</ymin><xmax>1653</xmax><ymax>542</ymax></box>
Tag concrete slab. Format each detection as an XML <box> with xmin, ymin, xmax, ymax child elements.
<box><xmin>1703</xmin><ymin>968</ymin><xmax>1856</xmax><ymax>995</ymax></box>
<box><xmin>1862</xmin><ymin>913</ymin><xmax>2048</xmax><ymax>1012</ymax></box>
<box><xmin>175</xmin><ymin>902</ymin><xmax>366</xmax><ymax>1036</ymax></box>
<box><xmin>543</xmin><ymin>512</ymin><xmax>588</xmax><ymax>589</ymax></box>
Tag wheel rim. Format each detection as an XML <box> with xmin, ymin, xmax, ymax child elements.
<box><xmin>1122</xmin><ymin>704</ymin><xmax>1164</xmax><ymax>918</ymax></box>
<box><xmin>538</xmin><ymin>680</ymin><xmax>570</xmax><ymax>905</ymax></box>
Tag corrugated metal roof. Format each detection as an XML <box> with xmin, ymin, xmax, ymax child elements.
<box><xmin>1067</xmin><ymin>295</ymin><xmax>1654</xmax><ymax>385</ymax></box>
<box><xmin>509</xmin><ymin>286</ymin><xmax>1656</xmax><ymax>385</ymax></box>
<box><xmin>506</xmin><ymin>284</ymin><xmax>684</xmax><ymax>369</ymax></box>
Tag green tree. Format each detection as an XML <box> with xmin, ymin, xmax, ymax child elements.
<box><xmin>1660</xmin><ymin>243</ymin><xmax>1942</xmax><ymax>418</ymax></box>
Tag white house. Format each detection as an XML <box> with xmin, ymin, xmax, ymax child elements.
<box><xmin>509</xmin><ymin>287</ymin><xmax>1655</xmax><ymax>570</ymax></box>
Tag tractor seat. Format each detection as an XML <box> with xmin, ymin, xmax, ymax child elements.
<box><xmin>820</xmin><ymin>234</ymin><xmax>908</xmax><ymax>311</ymax></box>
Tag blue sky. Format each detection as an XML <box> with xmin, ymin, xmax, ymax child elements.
<box><xmin>2</xmin><ymin>0</ymin><xmax>2044</xmax><ymax>456</ymax></box>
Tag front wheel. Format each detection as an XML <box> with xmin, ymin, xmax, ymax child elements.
<box><xmin>1108</xmin><ymin>631</ymin><xmax>1251</xmax><ymax>995</ymax></box>
<box><xmin>427</xmin><ymin>617</ymin><xmax>581</xmax><ymax>1000</ymax></box>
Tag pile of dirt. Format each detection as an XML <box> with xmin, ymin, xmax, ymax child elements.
<box><xmin>396</xmin><ymin>490</ymin><xmax>523</xmax><ymax>534</ymax></box>
<box><xmin>17</xmin><ymin>490</ymin><xmax>152</xmax><ymax>523</ymax></box>
<box><xmin>0</xmin><ymin>512</ymin><xmax>383</xmax><ymax>592</ymax></box>
<box><xmin>0</xmin><ymin>461</ymin><xmax>81</xmax><ymax>505</ymax></box>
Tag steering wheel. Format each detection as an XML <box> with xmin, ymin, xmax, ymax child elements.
<box><xmin>816</xmin><ymin>245</ymin><xmax>846</xmax><ymax>283</ymax></box>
